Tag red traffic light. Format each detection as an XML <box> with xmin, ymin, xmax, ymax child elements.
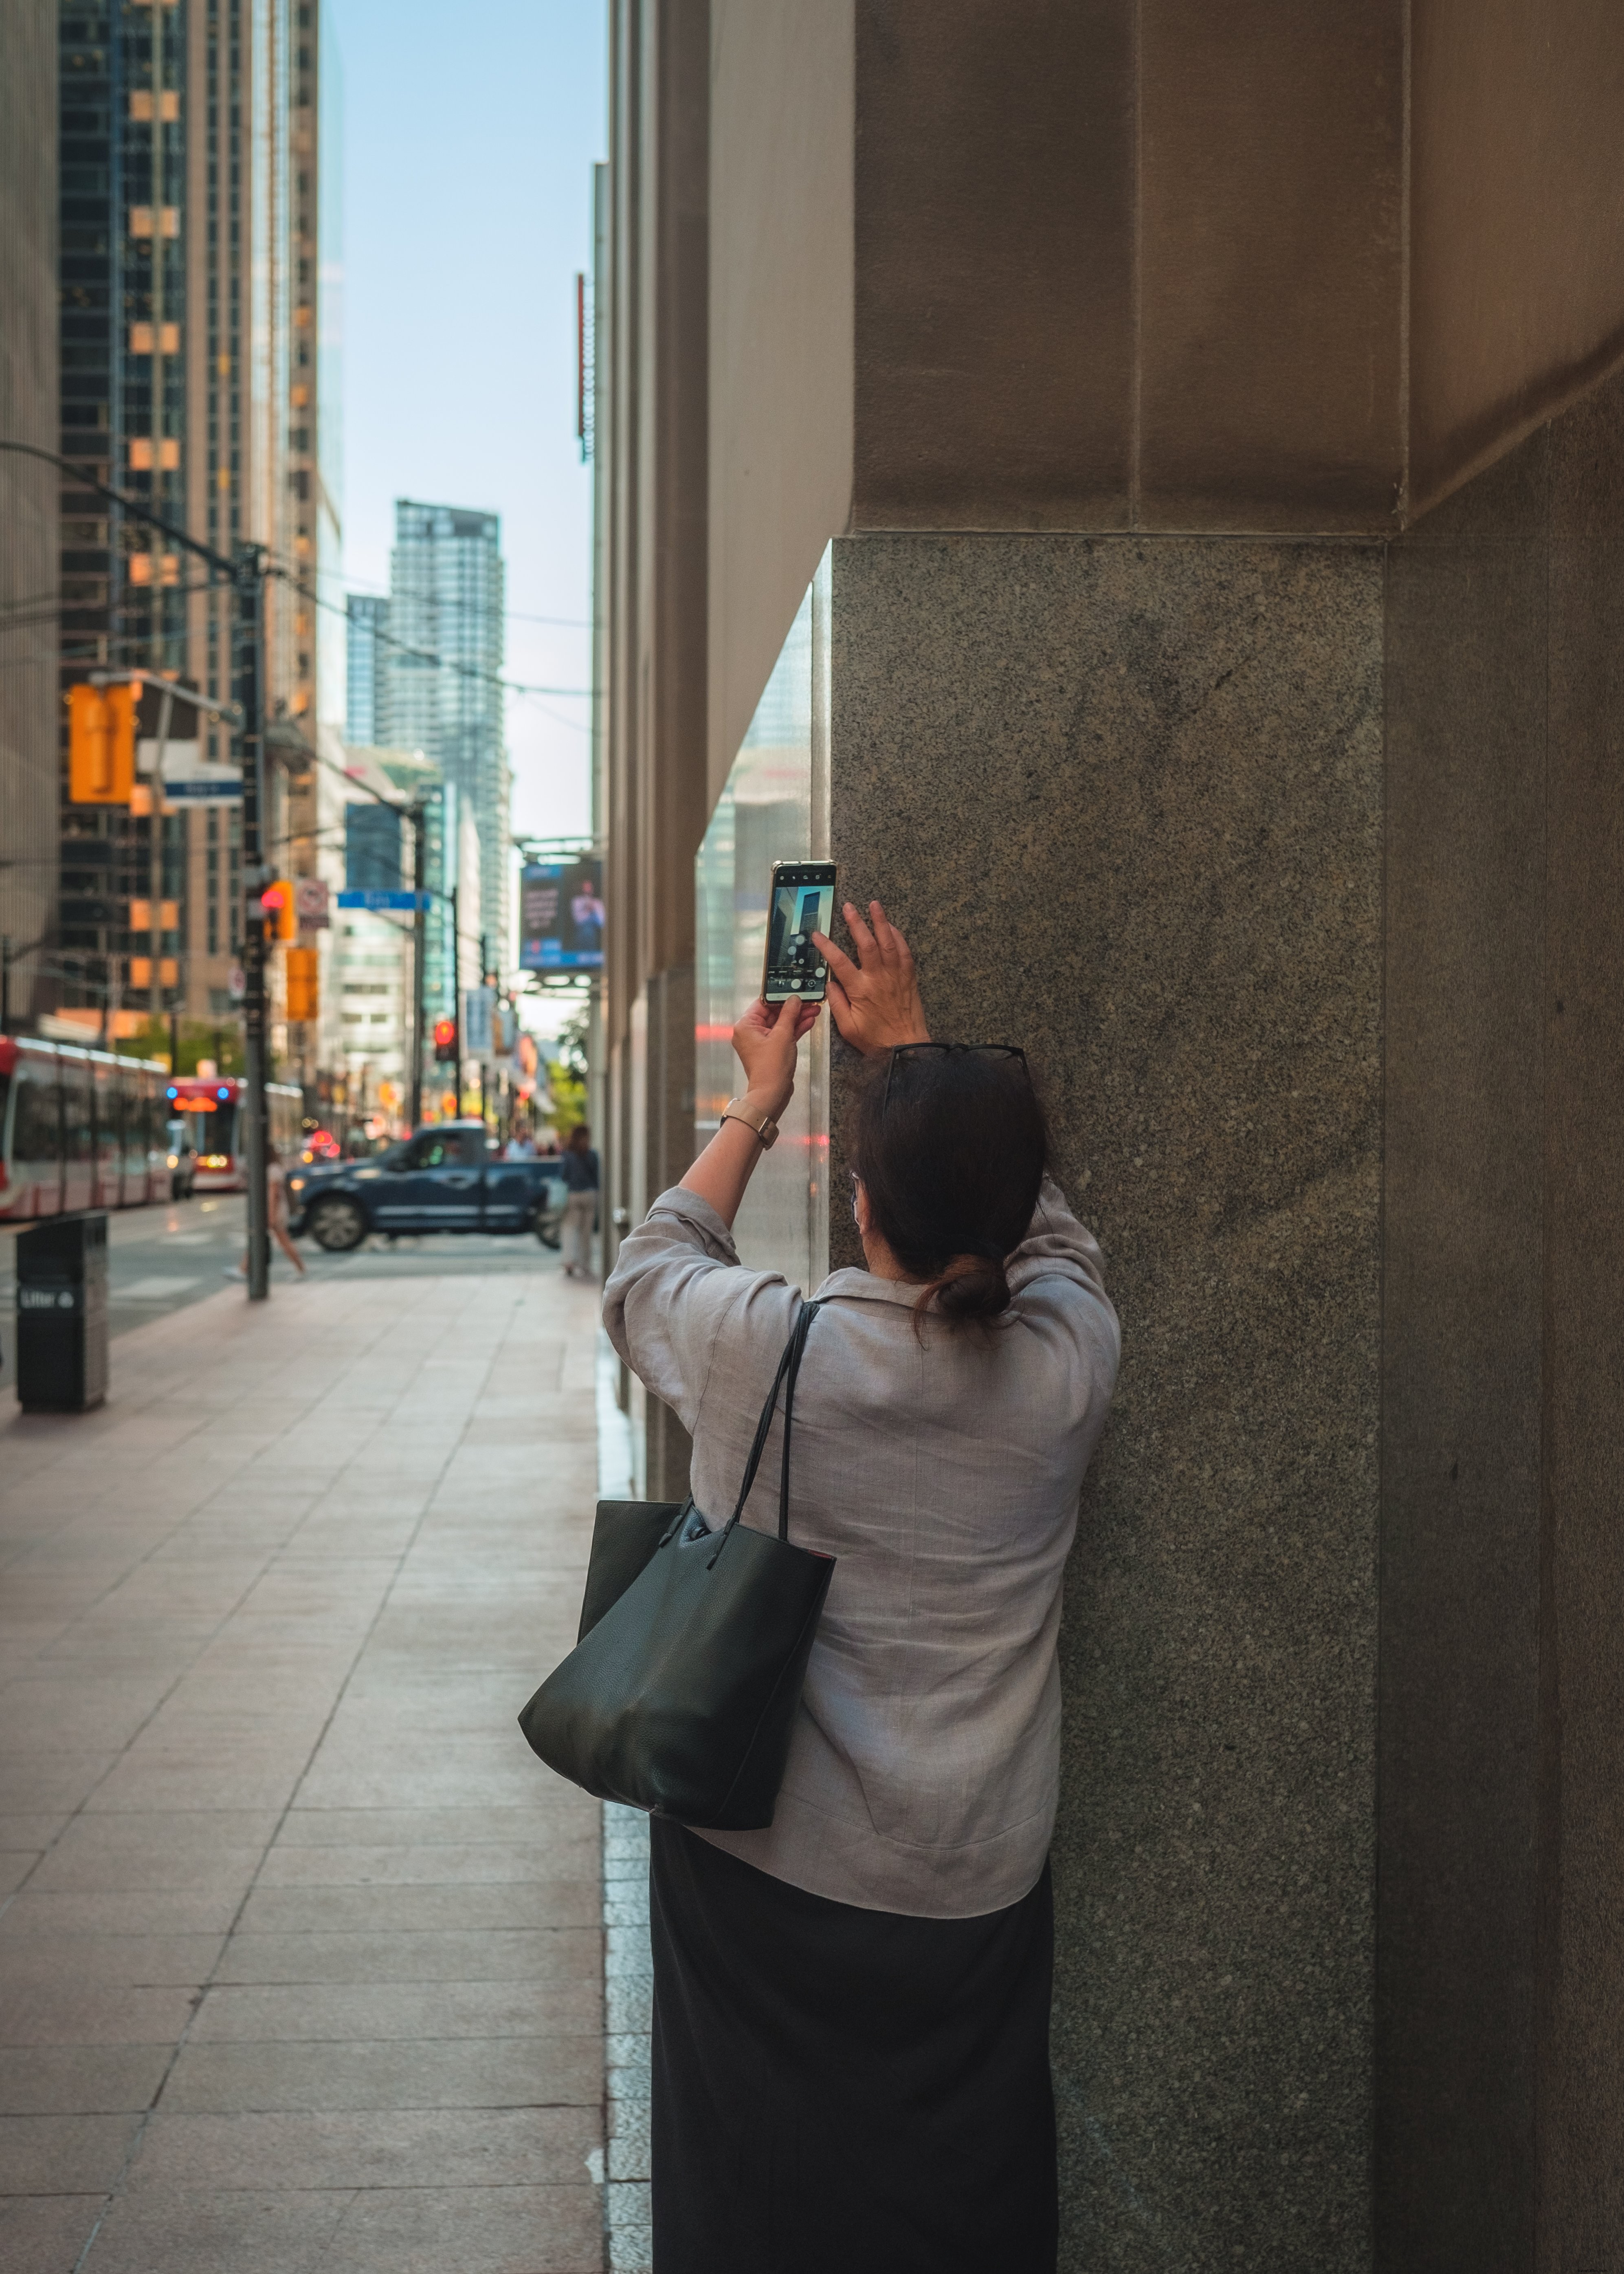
<box><xmin>433</xmin><ymin>1017</ymin><xmax>457</xmax><ymax>1063</ymax></box>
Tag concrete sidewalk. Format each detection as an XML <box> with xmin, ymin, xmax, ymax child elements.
<box><xmin>0</xmin><ymin>1268</ymin><xmax>604</xmax><ymax>2272</ymax></box>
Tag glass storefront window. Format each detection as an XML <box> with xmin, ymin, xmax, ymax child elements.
<box><xmin>694</xmin><ymin>555</ymin><xmax>831</xmax><ymax>1293</ymax></box>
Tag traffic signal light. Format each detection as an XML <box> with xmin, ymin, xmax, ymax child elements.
<box><xmin>433</xmin><ymin>1017</ymin><xmax>457</xmax><ymax>1063</ymax></box>
<box><xmin>260</xmin><ymin>880</ymin><xmax>297</xmax><ymax>941</ymax></box>
<box><xmin>67</xmin><ymin>682</ymin><xmax>138</xmax><ymax>804</ymax></box>
<box><xmin>285</xmin><ymin>946</ymin><xmax>319</xmax><ymax>1021</ymax></box>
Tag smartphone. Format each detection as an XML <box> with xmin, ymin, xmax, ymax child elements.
<box><xmin>763</xmin><ymin>861</ymin><xmax>837</xmax><ymax>1003</ymax></box>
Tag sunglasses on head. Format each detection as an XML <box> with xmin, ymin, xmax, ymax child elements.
<box><xmin>882</xmin><ymin>1041</ymin><xmax>1029</xmax><ymax>1110</ymax></box>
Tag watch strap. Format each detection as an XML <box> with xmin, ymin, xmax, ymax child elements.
<box><xmin>722</xmin><ymin>1097</ymin><xmax>780</xmax><ymax>1150</ymax></box>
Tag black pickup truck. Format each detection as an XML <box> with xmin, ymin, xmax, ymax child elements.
<box><xmin>286</xmin><ymin>1122</ymin><xmax>567</xmax><ymax>1252</ymax></box>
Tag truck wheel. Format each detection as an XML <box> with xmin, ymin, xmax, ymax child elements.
<box><xmin>310</xmin><ymin>1195</ymin><xmax>367</xmax><ymax>1253</ymax></box>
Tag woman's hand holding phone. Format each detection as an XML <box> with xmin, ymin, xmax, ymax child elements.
<box><xmin>813</xmin><ymin>901</ymin><xmax>931</xmax><ymax>1057</ymax></box>
<box><xmin>732</xmin><ymin>994</ymin><xmax>821</xmax><ymax>1120</ymax></box>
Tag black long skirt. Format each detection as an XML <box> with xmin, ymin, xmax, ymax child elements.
<box><xmin>648</xmin><ymin>1819</ymin><xmax>1057</xmax><ymax>2274</ymax></box>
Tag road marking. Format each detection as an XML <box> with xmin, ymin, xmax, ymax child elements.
<box><xmin>115</xmin><ymin>1276</ymin><xmax>204</xmax><ymax>1299</ymax></box>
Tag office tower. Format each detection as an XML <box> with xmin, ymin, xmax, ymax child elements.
<box><xmin>51</xmin><ymin>0</ymin><xmax>333</xmax><ymax>1040</ymax></box>
<box><xmin>385</xmin><ymin>500</ymin><xmax>509</xmax><ymax>963</ymax></box>
<box><xmin>345</xmin><ymin>594</ymin><xmax>389</xmax><ymax>745</ymax></box>
<box><xmin>0</xmin><ymin>10</ymin><xmax>58</xmax><ymax>1032</ymax></box>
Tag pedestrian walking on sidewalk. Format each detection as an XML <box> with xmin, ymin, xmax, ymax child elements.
<box><xmin>224</xmin><ymin>1144</ymin><xmax>307</xmax><ymax>1282</ymax></box>
<box><xmin>557</xmin><ymin>1123</ymin><xmax>599</xmax><ymax>1279</ymax></box>
<box><xmin>604</xmin><ymin>899</ymin><xmax>1120</xmax><ymax>2274</ymax></box>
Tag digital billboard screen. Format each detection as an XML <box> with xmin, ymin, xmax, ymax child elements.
<box><xmin>519</xmin><ymin>858</ymin><xmax>604</xmax><ymax>971</ymax></box>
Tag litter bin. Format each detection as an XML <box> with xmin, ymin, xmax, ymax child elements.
<box><xmin>16</xmin><ymin>1213</ymin><xmax>108</xmax><ymax>1413</ymax></box>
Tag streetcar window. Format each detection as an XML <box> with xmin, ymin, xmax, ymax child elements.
<box><xmin>13</xmin><ymin>1066</ymin><xmax>59</xmax><ymax>1170</ymax></box>
<box><xmin>195</xmin><ymin>1103</ymin><xmax>237</xmax><ymax>1155</ymax></box>
<box><xmin>62</xmin><ymin>1063</ymin><xmax>93</xmax><ymax>1163</ymax></box>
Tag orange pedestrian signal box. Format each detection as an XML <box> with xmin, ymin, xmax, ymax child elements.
<box><xmin>67</xmin><ymin>682</ymin><xmax>138</xmax><ymax>804</ymax></box>
<box><xmin>285</xmin><ymin>946</ymin><xmax>319</xmax><ymax>1021</ymax></box>
<box><xmin>433</xmin><ymin>1017</ymin><xmax>457</xmax><ymax>1063</ymax></box>
<box><xmin>260</xmin><ymin>880</ymin><xmax>297</xmax><ymax>941</ymax></box>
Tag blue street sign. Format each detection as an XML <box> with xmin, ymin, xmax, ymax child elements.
<box><xmin>335</xmin><ymin>890</ymin><xmax>431</xmax><ymax>911</ymax></box>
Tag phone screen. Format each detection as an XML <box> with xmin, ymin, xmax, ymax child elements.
<box><xmin>763</xmin><ymin>862</ymin><xmax>837</xmax><ymax>1001</ymax></box>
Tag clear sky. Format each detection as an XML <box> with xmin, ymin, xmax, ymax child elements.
<box><xmin>326</xmin><ymin>0</ymin><xmax>606</xmax><ymax>861</ymax></box>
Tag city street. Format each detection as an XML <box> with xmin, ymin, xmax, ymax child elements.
<box><xmin>0</xmin><ymin>1199</ymin><xmax>564</xmax><ymax>1397</ymax></box>
<box><xmin>0</xmin><ymin>1245</ymin><xmax>607</xmax><ymax>2272</ymax></box>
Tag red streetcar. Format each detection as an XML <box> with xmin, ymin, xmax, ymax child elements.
<box><xmin>0</xmin><ymin>1036</ymin><xmax>171</xmax><ymax>1219</ymax></box>
<box><xmin>163</xmin><ymin>1074</ymin><xmax>303</xmax><ymax>1194</ymax></box>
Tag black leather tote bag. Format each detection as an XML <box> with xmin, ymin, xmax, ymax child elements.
<box><xmin>517</xmin><ymin>1300</ymin><xmax>832</xmax><ymax>1830</ymax></box>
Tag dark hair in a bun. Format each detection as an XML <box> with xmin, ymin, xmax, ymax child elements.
<box><xmin>851</xmin><ymin>1047</ymin><xmax>1048</xmax><ymax>1328</ymax></box>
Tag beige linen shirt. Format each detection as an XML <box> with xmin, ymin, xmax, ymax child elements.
<box><xmin>602</xmin><ymin>1177</ymin><xmax>1120</xmax><ymax>1918</ymax></box>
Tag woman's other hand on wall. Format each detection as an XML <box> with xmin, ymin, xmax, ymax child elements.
<box><xmin>814</xmin><ymin>901</ymin><xmax>931</xmax><ymax>1058</ymax></box>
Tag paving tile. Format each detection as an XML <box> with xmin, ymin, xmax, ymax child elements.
<box><xmin>0</xmin><ymin>1814</ymin><xmax>73</xmax><ymax>1854</ymax></box>
<box><xmin>235</xmin><ymin>1880</ymin><xmax>600</xmax><ymax>1933</ymax></box>
<box><xmin>84</xmin><ymin>1762</ymin><xmax>309</xmax><ymax>1814</ymax></box>
<box><xmin>190</xmin><ymin>1979</ymin><xmax>604</xmax><ymax>2042</ymax></box>
<box><xmin>163</xmin><ymin>2033</ymin><xmax>602</xmax><ymax>2111</ymax></box>
<box><xmin>127</xmin><ymin>2104</ymin><xmax>599</xmax><ymax>2191</ymax></box>
<box><xmin>0</xmin><ymin>1752</ymin><xmax>117</xmax><ymax>1817</ymax></box>
<box><xmin>0</xmin><ymin>2193</ymin><xmax>103</xmax><ymax>2268</ymax></box>
<box><xmin>0</xmin><ymin>1676</ymin><xmax>177</xmax><ymax>1753</ymax></box>
<box><xmin>0</xmin><ymin>1850</ymin><xmax>41</xmax><ymax>1899</ymax></box>
<box><xmin>0</xmin><ymin>2042</ymin><xmax>171</xmax><ymax>2114</ymax></box>
<box><xmin>28</xmin><ymin>1813</ymin><xmax>273</xmax><ymax>1894</ymax></box>
<box><xmin>323</xmin><ymin>2184</ymin><xmax>603</xmax><ymax>2274</ymax></box>
<box><xmin>79</xmin><ymin>2186</ymin><xmax>352</xmax><ymax>2274</ymax></box>
<box><xmin>0</xmin><ymin>1934</ymin><xmax>224</xmax><ymax>1991</ymax></box>
<box><xmin>0</xmin><ymin>1985</ymin><xmax>199</xmax><ymax>2047</ymax></box>
<box><xmin>211</xmin><ymin>1927</ymin><xmax>599</xmax><ymax>1986</ymax></box>
<box><xmin>1</xmin><ymin>1889</ymin><xmax>240</xmax><ymax>1938</ymax></box>
<box><xmin>0</xmin><ymin>2109</ymin><xmax>143</xmax><ymax>2190</ymax></box>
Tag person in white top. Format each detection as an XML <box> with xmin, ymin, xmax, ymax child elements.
<box><xmin>225</xmin><ymin>1144</ymin><xmax>306</xmax><ymax>1282</ymax></box>
<box><xmin>603</xmin><ymin>900</ymin><xmax>1119</xmax><ymax>2274</ymax></box>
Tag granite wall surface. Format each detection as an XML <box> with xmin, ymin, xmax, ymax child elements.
<box><xmin>1381</xmin><ymin>367</ymin><xmax>1624</xmax><ymax>2272</ymax></box>
<box><xmin>828</xmin><ymin>533</ymin><xmax>1385</xmax><ymax>2272</ymax></box>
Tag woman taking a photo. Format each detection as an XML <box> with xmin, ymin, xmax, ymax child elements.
<box><xmin>604</xmin><ymin>900</ymin><xmax>1119</xmax><ymax>2274</ymax></box>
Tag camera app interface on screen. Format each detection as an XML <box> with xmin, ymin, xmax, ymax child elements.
<box><xmin>765</xmin><ymin>867</ymin><xmax>836</xmax><ymax>998</ymax></box>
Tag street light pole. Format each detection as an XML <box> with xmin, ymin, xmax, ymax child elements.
<box><xmin>235</xmin><ymin>543</ymin><xmax>271</xmax><ymax>1301</ymax></box>
<box><xmin>410</xmin><ymin>803</ymin><xmax>426</xmax><ymax>1129</ymax></box>
<box><xmin>450</xmin><ymin>882</ymin><xmax>461</xmax><ymax>1113</ymax></box>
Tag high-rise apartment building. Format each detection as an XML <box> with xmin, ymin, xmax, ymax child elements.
<box><xmin>383</xmin><ymin>500</ymin><xmax>508</xmax><ymax>962</ymax></box>
<box><xmin>51</xmin><ymin>0</ymin><xmax>335</xmax><ymax>1044</ymax></box>
<box><xmin>0</xmin><ymin>10</ymin><xmax>59</xmax><ymax>1032</ymax></box>
<box><xmin>345</xmin><ymin>593</ymin><xmax>388</xmax><ymax>745</ymax></box>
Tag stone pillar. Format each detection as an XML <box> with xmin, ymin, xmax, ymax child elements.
<box><xmin>1379</xmin><ymin>372</ymin><xmax>1624</xmax><ymax>2274</ymax></box>
<box><xmin>826</xmin><ymin>363</ymin><xmax>1624</xmax><ymax>2272</ymax></box>
<box><xmin>831</xmin><ymin>532</ymin><xmax>1384</xmax><ymax>2269</ymax></box>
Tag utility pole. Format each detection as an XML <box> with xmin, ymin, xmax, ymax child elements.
<box><xmin>1</xmin><ymin>938</ymin><xmax>9</xmax><ymax>1038</ymax></box>
<box><xmin>477</xmin><ymin>930</ymin><xmax>489</xmax><ymax>1125</ymax></box>
<box><xmin>409</xmin><ymin>802</ymin><xmax>426</xmax><ymax>1128</ymax></box>
<box><xmin>235</xmin><ymin>543</ymin><xmax>271</xmax><ymax>1300</ymax></box>
<box><xmin>450</xmin><ymin>882</ymin><xmax>461</xmax><ymax>1114</ymax></box>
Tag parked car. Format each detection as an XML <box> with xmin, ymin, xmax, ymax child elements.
<box><xmin>285</xmin><ymin>1120</ymin><xmax>567</xmax><ymax>1252</ymax></box>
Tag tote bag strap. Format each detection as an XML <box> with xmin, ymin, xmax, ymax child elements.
<box><xmin>716</xmin><ymin>1299</ymin><xmax>823</xmax><ymax>1553</ymax></box>
<box><xmin>775</xmin><ymin>1298</ymin><xmax>821</xmax><ymax>1541</ymax></box>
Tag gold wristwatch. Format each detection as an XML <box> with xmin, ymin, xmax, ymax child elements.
<box><xmin>721</xmin><ymin>1096</ymin><xmax>780</xmax><ymax>1149</ymax></box>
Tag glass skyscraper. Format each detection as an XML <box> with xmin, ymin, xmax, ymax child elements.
<box><xmin>345</xmin><ymin>594</ymin><xmax>389</xmax><ymax>745</ymax></box>
<box><xmin>383</xmin><ymin>499</ymin><xmax>509</xmax><ymax>959</ymax></box>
